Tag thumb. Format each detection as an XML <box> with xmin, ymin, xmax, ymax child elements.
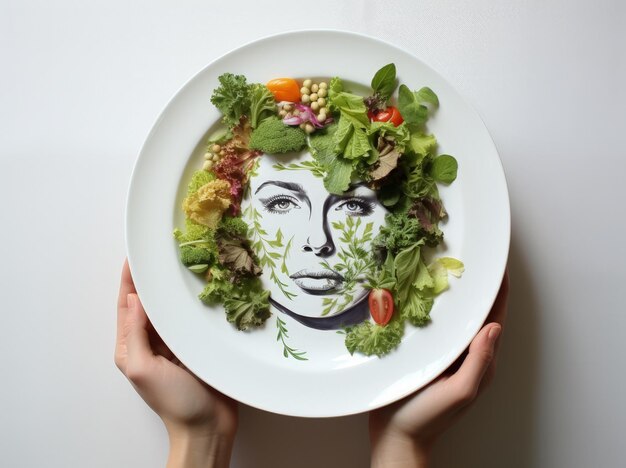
<box><xmin>446</xmin><ymin>323</ymin><xmax>501</xmax><ymax>407</ymax></box>
<box><xmin>124</xmin><ymin>293</ymin><xmax>155</xmax><ymax>384</ymax></box>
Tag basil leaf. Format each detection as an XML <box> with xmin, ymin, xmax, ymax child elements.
<box><xmin>430</xmin><ymin>155</ymin><xmax>458</xmax><ymax>184</ymax></box>
<box><xmin>371</xmin><ymin>63</ymin><xmax>397</xmax><ymax>98</ymax></box>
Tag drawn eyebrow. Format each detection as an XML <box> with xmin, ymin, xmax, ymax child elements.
<box><xmin>255</xmin><ymin>180</ymin><xmax>306</xmax><ymax>195</ymax></box>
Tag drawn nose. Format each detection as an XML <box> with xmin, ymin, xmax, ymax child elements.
<box><xmin>302</xmin><ymin>236</ymin><xmax>335</xmax><ymax>257</ymax></box>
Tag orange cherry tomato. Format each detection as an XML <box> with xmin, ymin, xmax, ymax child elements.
<box><xmin>266</xmin><ymin>78</ymin><xmax>301</xmax><ymax>102</ymax></box>
<box><xmin>371</xmin><ymin>106</ymin><xmax>404</xmax><ymax>127</ymax></box>
<box><xmin>369</xmin><ymin>289</ymin><xmax>394</xmax><ymax>326</ymax></box>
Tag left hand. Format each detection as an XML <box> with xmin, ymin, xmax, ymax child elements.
<box><xmin>115</xmin><ymin>259</ymin><xmax>238</xmax><ymax>468</ymax></box>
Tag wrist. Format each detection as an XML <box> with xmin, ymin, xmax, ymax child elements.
<box><xmin>166</xmin><ymin>425</ymin><xmax>235</xmax><ymax>468</ymax></box>
<box><xmin>370</xmin><ymin>430</ymin><xmax>431</xmax><ymax>468</ymax></box>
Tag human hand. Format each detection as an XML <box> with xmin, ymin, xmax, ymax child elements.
<box><xmin>369</xmin><ymin>272</ymin><xmax>509</xmax><ymax>468</ymax></box>
<box><xmin>115</xmin><ymin>260</ymin><xmax>238</xmax><ymax>468</ymax></box>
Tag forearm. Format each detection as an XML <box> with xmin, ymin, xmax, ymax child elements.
<box><xmin>167</xmin><ymin>431</ymin><xmax>234</xmax><ymax>468</ymax></box>
<box><xmin>370</xmin><ymin>431</ymin><xmax>431</xmax><ymax>468</ymax></box>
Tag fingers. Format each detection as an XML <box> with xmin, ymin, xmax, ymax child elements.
<box><xmin>486</xmin><ymin>270</ymin><xmax>509</xmax><ymax>327</ymax></box>
<box><xmin>123</xmin><ymin>293</ymin><xmax>156</xmax><ymax>384</ymax></box>
<box><xmin>117</xmin><ymin>259</ymin><xmax>136</xmax><ymax>310</ymax></box>
<box><xmin>445</xmin><ymin>322</ymin><xmax>501</xmax><ymax>409</ymax></box>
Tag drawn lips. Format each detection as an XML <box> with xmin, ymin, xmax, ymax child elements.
<box><xmin>290</xmin><ymin>269</ymin><xmax>344</xmax><ymax>293</ymax></box>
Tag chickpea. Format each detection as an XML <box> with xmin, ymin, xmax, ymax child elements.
<box><xmin>301</xmin><ymin>94</ymin><xmax>311</xmax><ymax>103</ymax></box>
<box><xmin>300</xmin><ymin>87</ymin><xmax>310</xmax><ymax>95</ymax></box>
<box><xmin>303</xmin><ymin>79</ymin><xmax>312</xmax><ymax>88</ymax></box>
<box><xmin>319</xmin><ymin>82</ymin><xmax>328</xmax><ymax>89</ymax></box>
<box><xmin>304</xmin><ymin>123</ymin><xmax>315</xmax><ymax>134</ymax></box>
<box><xmin>212</xmin><ymin>154</ymin><xmax>220</xmax><ymax>162</ymax></box>
<box><xmin>203</xmin><ymin>160</ymin><xmax>213</xmax><ymax>171</ymax></box>
<box><xmin>317</xmin><ymin>97</ymin><xmax>326</xmax><ymax>107</ymax></box>
<box><xmin>319</xmin><ymin>107</ymin><xmax>328</xmax><ymax>115</ymax></box>
<box><xmin>279</xmin><ymin>109</ymin><xmax>287</xmax><ymax>117</ymax></box>
<box><xmin>283</xmin><ymin>103</ymin><xmax>293</xmax><ymax>112</ymax></box>
<box><xmin>311</xmin><ymin>83</ymin><xmax>319</xmax><ymax>93</ymax></box>
<box><xmin>317</xmin><ymin>88</ymin><xmax>327</xmax><ymax>98</ymax></box>
<box><xmin>204</xmin><ymin>152</ymin><xmax>212</xmax><ymax>160</ymax></box>
<box><xmin>310</xmin><ymin>92</ymin><xmax>318</xmax><ymax>101</ymax></box>
<box><xmin>318</xmin><ymin>112</ymin><xmax>327</xmax><ymax>122</ymax></box>
<box><xmin>310</xmin><ymin>101</ymin><xmax>320</xmax><ymax>111</ymax></box>
<box><xmin>219</xmin><ymin>150</ymin><xmax>225</xmax><ymax>156</ymax></box>
<box><xmin>299</xmin><ymin>122</ymin><xmax>306</xmax><ymax>129</ymax></box>
<box><xmin>212</xmin><ymin>144</ymin><xmax>221</xmax><ymax>153</ymax></box>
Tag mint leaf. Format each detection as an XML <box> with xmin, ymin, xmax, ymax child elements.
<box><xmin>415</xmin><ymin>87</ymin><xmax>439</xmax><ymax>107</ymax></box>
<box><xmin>430</xmin><ymin>155</ymin><xmax>458</xmax><ymax>184</ymax></box>
<box><xmin>398</xmin><ymin>85</ymin><xmax>428</xmax><ymax>125</ymax></box>
<box><xmin>371</xmin><ymin>63</ymin><xmax>397</xmax><ymax>99</ymax></box>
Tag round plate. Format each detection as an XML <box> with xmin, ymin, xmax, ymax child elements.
<box><xmin>126</xmin><ymin>30</ymin><xmax>509</xmax><ymax>417</ymax></box>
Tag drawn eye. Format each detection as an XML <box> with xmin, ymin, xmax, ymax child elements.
<box><xmin>335</xmin><ymin>198</ymin><xmax>375</xmax><ymax>216</ymax></box>
<box><xmin>262</xmin><ymin>195</ymin><xmax>301</xmax><ymax>214</ymax></box>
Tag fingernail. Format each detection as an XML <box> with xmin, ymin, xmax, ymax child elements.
<box><xmin>488</xmin><ymin>325</ymin><xmax>501</xmax><ymax>345</ymax></box>
<box><xmin>127</xmin><ymin>293</ymin><xmax>137</xmax><ymax>310</ymax></box>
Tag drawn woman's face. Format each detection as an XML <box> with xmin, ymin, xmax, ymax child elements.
<box><xmin>243</xmin><ymin>152</ymin><xmax>387</xmax><ymax>324</ymax></box>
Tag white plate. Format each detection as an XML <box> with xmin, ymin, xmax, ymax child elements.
<box><xmin>126</xmin><ymin>30</ymin><xmax>509</xmax><ymax>417</ymax></box>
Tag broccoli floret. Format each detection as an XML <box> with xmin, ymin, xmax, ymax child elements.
<box><xmin>180</xmin><ymin>245</ymin><xmax>214</xmax><ymax>266</ymax></box>
<box><xmin>249</xmin><ymin>117</ymin><xmax>307</xmax><ymax>154</ymax></box>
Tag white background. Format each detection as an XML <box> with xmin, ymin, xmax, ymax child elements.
<box><xmin>1</xmin><ymin>1</ymin><xmax>624</xmax><ymax>467</ymax></box>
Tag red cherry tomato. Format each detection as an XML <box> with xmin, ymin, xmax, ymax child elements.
<box><xmin>373</xmin><ymin>106</ymin><xmax>404</xmax><ymax>127</ymax></box>
<box><xmin>368</xmin><ymin>289</ymin><xmax>394</xmax><ymax>326</ymax></box>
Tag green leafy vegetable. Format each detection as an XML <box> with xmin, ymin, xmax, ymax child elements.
<box><xmin>217</xmin><ymin>236</ymin><xmax>262</xmax><ymax>277</ymax></box>
<box><xmin>249</xmin><ymin>117</ymin><xmax>307</xmax><ymax>154</ymax></box>
<box><xmin>401</xmin><ymin>289</ymin><xmax>434</xmax><ymax>327</ymax></box>
<box><xmin>398</xmin><ymin>85</ymin><xmax>429</xmax><ymax>125</ymax></box>
<box><xmin>210</xmin><ymin>73</ymin><xmax>252</xmax><ymax>129</ymax></box>
<box><xmin>345</xmin><ymin>318</ymin><xmax>404</xmax><ymax>356</ymax></box>
<box><xmin>223</xmin><ymin>289</ymin><xmax>271</xmax><ymax>331</ymax></box>
<box><xmin>371</xmin><ymin>63</ymin><xmax>397</xmax><ymax>99</ymax></box>
<box><xmin>198</xmin><ymin>265</ymin><xmax>234</xmax><ymax>303</ymax></box>
<box><xmin>428</xmin><ymin>258</ymin><xmax>465</xmax><ymax>294</ymax></box>
<box><xmin>393</xmin><ymin>243</ymin><xmax>424</xmax><ymax>306</ymax></box>
<box><xmin>332</xmin><ymin>92</ymin><xmax>371</xmax><ymax>159</ymax></box>
<box><xmin>249</xmin><ymin>84</ymin><xmax>276</xmax><ymax>129</ymax></box>
<box><xmin>309</xmin><ymin>124</ymin><xmax>355</xmax><ymax>194</ymax></box>
<box><xmin>430</xmin><ymin>155</ymin><xmax>458</xmax><ymax>184</ymax></box>
<box><xmin>408</xmin><ymin>132</ymin><xmax>437</xmax><ymax>157</ymax></box>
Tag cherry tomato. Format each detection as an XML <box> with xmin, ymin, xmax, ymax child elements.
<box><xmin>373</xmin><ymin>106</ymin><xmax>404</xmax><ymax>127</ymax></box>
<box><xmin>266</xmin><ymin>78</ymin><xmax>301</xmax><ymax>102</ymax></box>
<box><xmin>368</xmin><ymin>289</ymin><xmax>394</xmax><ymax>326</ymax></box>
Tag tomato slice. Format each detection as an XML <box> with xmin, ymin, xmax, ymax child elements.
<box><xmin>368</xmin><ymin>289</ymin><xmax>394</xmax><ymax>326</ymax></box>
<box><xmin>266</xmin><ymin>78</ymin><xmax>301</xmax><ymax>102</ymax></box>
<box><xmin>373</xmin><ymin>106</ymin><xmax>403</xmax><ymax>127</ymax></box>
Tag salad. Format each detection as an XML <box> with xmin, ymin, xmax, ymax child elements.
<box><xmin>174</xmin><ymin>64</ymin><xmax>463</xmax><ymax>359</ymax></box>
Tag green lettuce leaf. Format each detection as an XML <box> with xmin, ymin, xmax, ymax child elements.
<box><xmin>223</xmin><ymin>289</ymin><xmax>271</xmax><ymax>331</ymax></box>
<box><xmin>427</xmin><ymin>257</ymin><xmax>465</xmax><ymax>294</ymax></box>
<box><xmin>345</xmin><ymin>318</ymin><xmax>404</xmax><ymax>357</ymax></box>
